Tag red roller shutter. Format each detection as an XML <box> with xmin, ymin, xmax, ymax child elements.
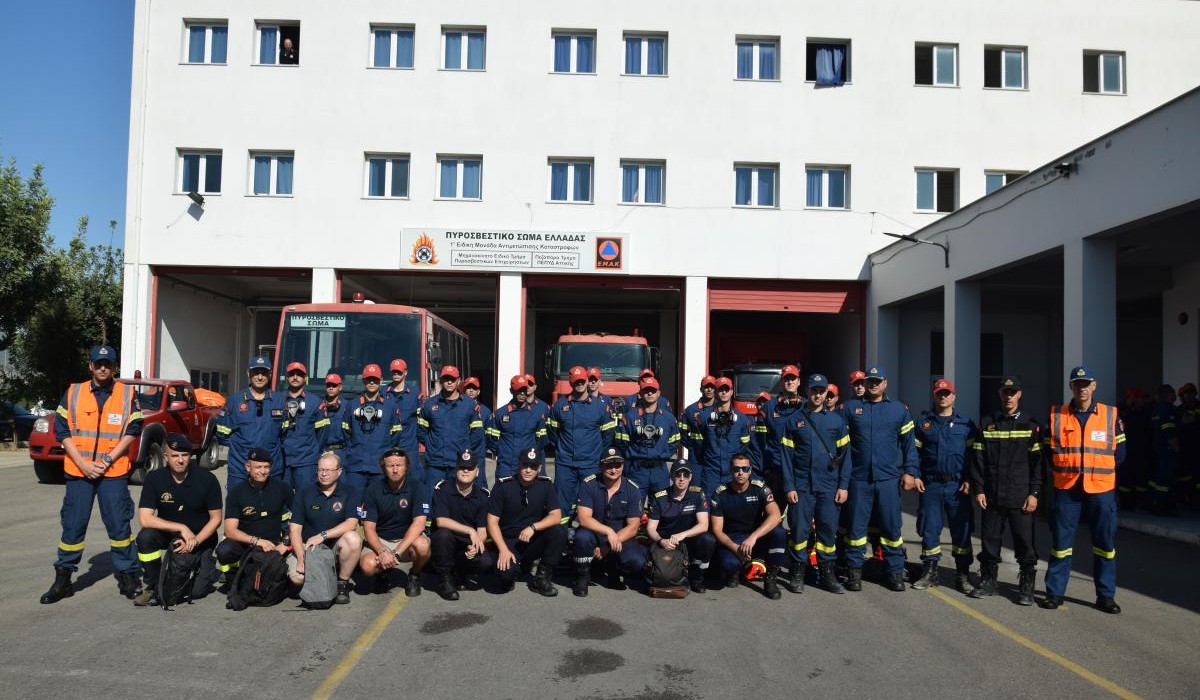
<box><xmin>707</xmin><ymin>279</ymin><xmax>864</xmax><ymax>313</ymax></box>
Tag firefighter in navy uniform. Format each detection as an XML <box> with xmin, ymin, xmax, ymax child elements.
<box><xmin>430</xmin><ymin>452</ymin><xmax>497</xmax><ymax>600</ymax></box>
<box><xmin>910</xmin><ymin>378</ymin><xmax>979</xmax><ymax>592</ymax></box>
<box><xmin>647</xmin><ymin>460</ymin><xmax>715</xmax><ymax>593</ymax></box>
<box><xmin>572</xmin><ymin>448</ymin><xmax>648</xmax><ymax>596</ymax></box>
<box><xmin>41</xmin><ymin>345</ymin><xmax>145</xmax><ymax>604</ymax></box>
<box><xmin>524</xmin><ymin>373</ymin><xmax>551</xmax><ymax>424</ymax></box>
<box><xmin>487</xmin><ymin>375</ymin><xmax>549</xmax><ymax>483</ymax></box>
<box><xmin>710</xmin><ymin>453</ymin><xmax>788</xmax><ymax>600</ymax></box>
<box><xmin>679</xmin><ymin>375</ymin><xmax>716</xmax><ymax>459</ymax></box>
<box><xmin>1116</xmin><ymin>388</ymin><xmax>1152</xmax><ymax>510</ymax></box>
<box><xmin>758</xmin><ymin>365</ymin><xmax>806</xmax><ymax>497</ymax></box>
<box><xmin>383</xmin><ymin>358</ymin><xmax>423</xmax><ymax>468</ymax></box>
<box><xmin>417</xmin><ymin>366</ymin><xmax>486</xmax><ymax>495</ymax></box>
<box><xmin>215</xmin><ymin>354</ymin><xmax>285</xmax><ymax>491</ymax></box>
<box><xmin>342</xmin><ymin>364</ymin><xmax>405</xmax><ymax>492</ymax></box>
<box><xmin>1178</xmin><ymin>383</ymin><xmax>1200</xmax><ymax>506</ymax></box>
<box><xmin>486</xmin><ymin>448</ymin><xmax>568</xmax><ymax>596</ymax></box>
<box><xmin>215</xmin><ymin>448</ymin><xmax>293</xmax><ymax>577</ymax></box>
<box><xmin>693</xmin><ymin>377</ymin><xmax>753</xmax><ymax>496</ymax></box>
<box><xmin>616</xmin><ymin>376</ymin><xmax>682</xmax><ymax>504</ymax></box>
<box><xmin>1147</xmin><ymin>384</ymin><xmax>1180</xmax><ymax>516</ymax></box>
<box><xmin>313</xmin><ymin>372</ymin><xmax>349</xmax><ymax>464</ymax></box>
<box><xmin>548</xmin><ymin>365</ymin><xmax>617</xmax><ymax>519</ymax></box>
<box><xmin>279</xmin><ymin>362</ymin><xmax>330</xmax><ymax>490</ymax></box>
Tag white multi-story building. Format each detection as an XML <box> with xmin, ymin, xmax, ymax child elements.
<box><xmin>121</xmin><ymin>0</ymin><xmax>1200</xmax><ymax>415</ymax></box>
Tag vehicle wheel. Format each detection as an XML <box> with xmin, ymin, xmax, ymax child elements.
<box><xmin>34</xmin><ymin>460</ymin><xmax>65</xmax><ymax>485</ymax></box>
<box><xmin>198</xmin><ymin>434</ymin><xmax>221</xmax><ymax>470</ymax></box>
<box><xmin>130</xmin><ymin>441</ymin><xmax>164</xmax><ymax>485</ymax></box>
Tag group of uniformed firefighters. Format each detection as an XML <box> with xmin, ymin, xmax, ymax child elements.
<box><xmin>42</xmin><ymin>346</ymin><xmax>1162</xmax><ymax>615</ymax></box>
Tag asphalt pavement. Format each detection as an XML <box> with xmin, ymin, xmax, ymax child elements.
<box><xmin>1</xmin><ymin>452</ymin><xmax>1198</xmax><ymax>700</ymax></box>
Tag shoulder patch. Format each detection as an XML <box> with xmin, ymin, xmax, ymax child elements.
<box><xmin>653</xmin><ymin>489</ymin><xmax>668</xmax><ymax>499</ymax></box>
<box><xmin>496</xmin><ymin>476</ymin><xmax>513</xmax><ymax>483</ymax></box>
<box><xmin>750</xmin><ymin>479</ymin><xmax>765</xmax><ymax>487</ymax></box>
<box><xmin>625</xmin><ymin>477</ymin><xmax>640</xmax><ymax>489</ymax></box>
<box><xmin>481</xmin><ymin>487</ymin><xmax>491</xmax><ymax>497</ymax></box>
<box><xmin>583</xmin><ymin>474</ymin><xmax>597</xmax><ymax>483</ymax></box>
<box><xmin>688</xmin><ymin>486</ymin><xmax>703</xmax><ymax>493</ymax></box>
<box><xmin>434</xmin><ymin>479</ymin><xmax>446</xmax><ymax>490</ymax></box>
<box><xmin>714</xmin><ymin>485</ymin><xmax>727</xmax><ymax>494</ymax></box>
<box><xmin>537</xmin><ymin>474</ymin><xmax>552</xmax><ymax>481</ymax></box>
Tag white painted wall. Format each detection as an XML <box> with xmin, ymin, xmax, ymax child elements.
<box><xmin>1163</xmin><ymin>261</ymin><xmax>1200</xmax><ymax>387</ymax></box>
<box><xmin>156</xmin><ymin>279</ymin><xmax>244</xmax><ymax>381</ymax></box>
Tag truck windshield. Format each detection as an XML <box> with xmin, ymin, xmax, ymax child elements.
<box><xmin>277</xmin><ymin>311</ymin><xmax>422</xmax><ymax>395</ymax></box>
<box><xmin>554</xmin><ymin>342</ymin><xmax>650</xmax><ymax>382</ymax></box>
<box><xmin>734</xmin><ymin>372</ymin><xmax>782</xmax><ymax>400</ymax></box>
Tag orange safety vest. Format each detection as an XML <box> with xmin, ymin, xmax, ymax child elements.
<box><xmin>1048</xmin><ymin>402</ymin><xmax>1118</xmax><ymax>493</ymax></box>
<box><xmin>63</xmin><ymin>381</ymin><xmax>136</xmax><ymax>478</ymax></box>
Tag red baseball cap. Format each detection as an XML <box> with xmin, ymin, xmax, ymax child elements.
<box><xmin>568</xmin><ymin>366</ymin><xmax>588</xmax><ymax>382</ymax></box>
<box><xmin>700</xmin><ymin>375</ymin><xmax>717</xmax><ymax>388</ymax></box>
<box><xmin>524</xmin><ymin>373</ymin><xmax>537</xmax><ymax>385</ymax></box>
<box><xmin>587</xmin><ymin>366</ymin><xmax>602</xmax><ymax>380</ymax></box>
<box><xmin>463</xmin><ymin>376</ymin><xmax>481</xmax><ymax>389</ymax></box>
<box><xmin>639</xmin><ymin>368</ymin><xmax>655</xmax><ymax>379</ymax></box>
<box><xmin>849</xmin><ymin>370</ymin><xmax>867</xmax><ymax>383</ymax></box>
<box><xmin>756</xmin><ymin>391</ymin><xmax>771</xmax><ymax>403</ymax></box>
<box><xmin>362</xmin><ymin>364</ymin><xmax>382</xmax><ymax>380</ymax></box>
<box><xmin>389</xmin><ymin>358</ymin><xmax>408</xmax><ymax>373</ymax></box>
<box><xmin>781</xmin><ymin>365</ymin><xmax>800</xmax><ymax>379</ymax></box>
<box><xmin>510</xmin><ymin>375</ymin><xmax>530</xmax><ymax>391</ymax></box>
<box><xmin>639</xmin><ymin>377</ymin><xmax>660</xmax><ymax>391</ymax></box>
<box><xmin>715</xmin><ymin>377</ymin><xmax>733</xmax><ymax>390</ymax></box>
<box><xmin>827</xmin><ymin>383</ymin><xmax>839</xmax><ymax>397</ymax></box>
<box><xmin>932</xmin><ymin>378</ymin><xmax>956</xmax><ymax>394</ymax></box>
<box><xmin>440</xmin><ymin>365</ymin><xmax>461</xmax><ymax>380</ymax></box>
<box><xmin>325</xmin><ymin>373</ymin><xmax>343</xmax><ymax>386</ymax></box>
<box><xmin>285</xmin><ymin>361</ymin><xmax>307</xmax><ymax>375</ymax></box>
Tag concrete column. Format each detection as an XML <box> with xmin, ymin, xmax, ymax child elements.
<box><xmin>311</xmin><ymin>268</ymin><xmax>338</xmax><ymax>303</ymax></box>
<box><xmin>944</xmin><ymin>281</ymin><xmax>981</xmax><ymax>421</ymax></box>
<box><xmin>868</xmin><ymin>304</ymin><xmax>900</xmax><ymax>387</ymax></box>
<box><xmin>495</xmin><ymin>272</ymin><xmax>524</xmax><ymax>404</ymax></box>
<box><xmin>1063</xmin><ymin>238</ymin><xmax>1117</xmax><ymax>404</ymax></box>
<box><xmin>682</xmin><ymin>276</ymin><xmax>709</xmax><ymax>392</ymax></box>
<box><xmin>119</xmin><ymin>263</ymin><xmax>154</xmax><ymax>378</ymax></box>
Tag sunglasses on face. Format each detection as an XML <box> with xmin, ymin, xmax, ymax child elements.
<box><xmin>717</xmin><ymin>387</ymin><xmax>732</xmax><ymax>392</ymax></box>
<box><xmin>731</xmin><ymin>466</ymin><xmax>753</xmax><ymax>474</ymax></box>
<box><xmin>364</xmin><ymin>378</ymin><xmax>381</xmax><ymax>384</ymax></box>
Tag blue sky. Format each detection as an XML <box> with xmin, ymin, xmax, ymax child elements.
<box><xmin>0</xmin><ymin>1</ymin><xmax>135</xmax><ymax>249</ymax></box>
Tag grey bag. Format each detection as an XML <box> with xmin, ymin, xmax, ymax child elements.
<box><xmin>299</xmin><ymin>544</ymin><xmax>337</xmax><ymax>609</ymax></box>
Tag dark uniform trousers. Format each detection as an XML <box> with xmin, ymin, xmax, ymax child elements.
<box><xmin>135</xmin><ymin>529</ymin><xmax>220</xmax><ymax>597</ymax></box>
<box><xmin>978</xmin><ymin>506</ymin><xmax>1036</xmax><ymax>568</ymax></box>
<box><xmin>214</xmin><ymin>539</ymin><xmax>284</xmax><ymax>572</ymax></box>
<box><xmin>670</xmin><ymin>533</ymin><xmax>716</xmax><ymax>569</ymax></box>
<box><xmin>714</xmin><ymin>526</ymin><xmax>788</xmax><ymax>577</ymax></box>
<box><xmin>431</xmin><ymin>529</ymin><xmax>498</xmax><ymax>575</ymax></box>
<box><xmin>56</xmin><ymin>476</ymin><xmax>139</xmax><ymax>574</ymax></box>
<box><xmin>787</xmin><ymin>489</ymin><xmax>840</xmax><ymax>565</ymax></box>
<box><xmin>497</xmin><ymin>525</ymin><xmax>568</xmax><ymax>582</ymax></box>
<box><xmin>572</xmin><ymin>529</ymin><xmax>649</xmax><ymax>574</ymax></box>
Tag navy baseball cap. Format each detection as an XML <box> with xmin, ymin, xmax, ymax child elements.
<box><xmin>456</xmin><ymin>451</ymin><xmax>477</xmax><ymax>469</ymax></box>
<box><xmin>1069</xmin><ymin>365</ymin><xmax>1095</xmax><ymax>382</ymax></box>
<box><xmin>164</xmin><ymin>433</ymin><xmax>192</xmax><ymax>452</ymax></box>
<box><xmin>90</xmin><ymin>345</ymin><xmax>117</xmax><ymax>363</ymax></box>
<box><xmin>599</xmin><ymin>447</ymin><xmax>624</xmax><ymax>464</ymax></box>
<box><xmin>246</xmin><ymin>447</ymin><xmax>273</xmax><ymax>463</ymax></box>
<box><xmin>518</xmin><ymin>447</ymin><xmax>543</xmax><ymax>466</ymax></box>
<box><xmin>866</xmin><ymin>365</ymin><xmax>888</xmax><ymax>380</ymax></box>
<box><xmin>807</xmin><ymin>373</ymin><xmax>829</xmax><ymax>389</ymax></box>
<box><xmin>248</xmin><ymin>355</ymin><xmax>272</xmax><ymax>371</ymax></box>
<box><xmin>669</xmin><ymin>459</ymin><xmax>693</xmax><ymax>476</ymax></box>
<box><xmin>1000</xmin><ymin>376</ymin><xmax>1022</xmax><ymax>392</ymax></box>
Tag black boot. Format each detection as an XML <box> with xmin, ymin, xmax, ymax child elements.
<box><xmin>955</xmin><ymin>564</ymin><xmax>975</xmax><ymax>595</ymax></box>
<box><xmin>604</xmin><ymin>559</ymin><xmax>627</xmax><ymax>591</ymax></box>
<box><xmin>970</xmin><ymin>563</ymin><xmax>998</xmax><ymax>598</ymax></box>
<box><xmin>529</xmin><ymin>563</ymin><xmax>558</xmax><ymax>597</ymax></box>
<box><xmin>572</xmin><ymin>563</ymin><xmax>590</xmax><ymax>597</ymax></box>
<box><xmin>784</xmin><ymin>562</ymin><xmax>805</xmax><ymax>594</ymax></box>
<box><xmin>116</xmin><ymin>570</ymin><xmax>142</xmax><ymax>599</ymax></box>
<box><xmin>763</xmin><ymin>566</ymin><xmax>782</xmax><ymax>600</ymax></box>
<box><xmin>1016</xmin><ymin>569</ymin><xmax>1035</xmax><ymax>606</ymax></box>
<box><xmin>335</xmin><ymin>579</ymin><xmax>352</xmax><ymax>604</ymax></box>
<box><xmin>436</xmin><ymin>574</ymin><xmax>459</xmax><ymax>601</ymax></box>
<box><xmin>404</xmin><ymin>571</ymin><xmax>422</xmax><ymax>597</ymax></box>
<box><xmin>910</xmin><ymin>560</ymin><xmax>938</xmax><ymax>590</ymax></box>
<box><xmin>845</xmin><ymin>567</ymin><xmax>863</xmax><ymax>592</ymax></box>
<box><xmin>885</xmin><ymin>573</ymin><xmax>907</xmax><ymax>592</ymax></box>
<box><xmin>819</xmin><ymin>563</ymin><xmax>845</xmax><ymax>594</ymax></box>
<box><xmin>40</xmin><ymin>568</ymin><xmax>74</xmax><ymax>605</ymax></box>
<box><xmin>688</xmin><ymin>564</ymin><xmax>706</xmax><ymax>593</ymax></box>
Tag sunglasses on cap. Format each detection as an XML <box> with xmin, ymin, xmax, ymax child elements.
<box><xmin>731</xmin><ymin>465</ymin><xmax>753</xmax><ymax>474</ymax></box>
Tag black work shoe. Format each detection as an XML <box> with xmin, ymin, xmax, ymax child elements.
<box><xmin>724</xmin><ymin>572</ymin><xmax>741</xmax><ymax>589</ymax></box>
<box><xmin>529</xmin><ymin>565</ymin><xmax>558</xmax><ymax>597</ymax></box>
<box><xmin>784</xmin><ymin>564</ymin><xmax>805</xmax><ymax>594</ymax></box>
<box><xmin>845</xmin><ymin>568</ymin><xmax>863</xmax><ymax>592</ymax></box>
<box><xmin>1095</xmin><ymin>596</ymin><xmax>1121</xmax><ymax>614</ymax></box>
<box><xmin>116</xmin><ymin>571</ymin><xmax>141</xmax><ymax>599</ymax></box>
<box><xmin>885</xmin><ymin>574</ymin><xmax>907</xmax><ymax>592</ymax></box>
<box><xmin>818</xmin><ymin>563</ymin><xmax>845</xmax><ymax>594</ymax></box>
<box><xmin>133</xmin><ymin>588</ymin><xmax>158</xmax><ymax>607</ymax></box>
<box><xmin>40</xmin><ymin>569</ymin><xmax>75</xmax><ymax>605</ymax></box>
<box><xmin>689</xmin><ymin>576</ymin><xmax>706</xmax><ymax>594</ymax></box>
<box><xmin>335</xmin><ymin>579</ymin><xmax>352</xmax><ymax>605</ymax></box>
<box><xmin>373</xmin><ymin>573</ymin><xmax>391</xmax><ymax>594</ymax></box>
<box><xmin>572</xmin><ymin>568</ymin><xmax>590</xmax><ymax>597</ymax></box>
<box><xmin>405</xmin><ymin>573</ymin><xmax>422</xmax><ymax>597</ymax></box>
<box><xmin>763</xmin><ymin>567</ymin><xmax>782</xmax><ymax>600</ymax></box>
<box><xmin>1039</xmin><ymin>594</ymin><xmax>1063</xmax><ymax>610</ymax></box>
<box><xmin>910</xmin><ymin>561</ymin><xmax>938</xmax><ymax>590</ymax></box>
<box><xmin>1016</xmin><ymin>570</ymin><xmax>1036</xmax><ymax>606</ymax></box>
<box><xmin>435</xmin><ymin>575</ymin><xmax>459</xmax><ymax>601</ymax></box>
<box><xmin>955</xmin><ymin>571</ymin><xmax>975</xmax><ymax>595</ymax></box>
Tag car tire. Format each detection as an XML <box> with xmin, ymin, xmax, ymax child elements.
<box><xmin>198</xmin><ymin>434</ymin><xmax>221</xmax><ymax>470</ymax></box>
<box><xmin>130</xmin><ymin>441</ymin><xmax>164</xmax><ymax>486</ymax></box>
<box><xmin>34</xmin><ymin>460</ymin><xmax>64</xmax><ymax>485</ymax></box>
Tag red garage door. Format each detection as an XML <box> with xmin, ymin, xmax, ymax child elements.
<box><xmin>707</xmin><ymin>279</ymin><xmax>865</xmax><ymax>313</ymax></box>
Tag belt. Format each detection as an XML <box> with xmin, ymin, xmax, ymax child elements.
<box><xmin>630</xmin><ymin>459</ymin><xmax>667</xmax><ymax>469</ymax></box>
<box><xmin>923</xmin><ymin>474</ymin><xmax>962</xmax><ymax>483</ymax></box>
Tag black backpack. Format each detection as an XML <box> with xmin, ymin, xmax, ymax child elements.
<box><xmin>227</xmin><ymin>547</ymin><xmax>290</xmax><ymax>611</ymax></box>
<box><xmin>649</xmin><ymin>546</ymin><xmax>688</xmax><ymax>589</ymax></box>
<box><xmin>158</xmin><ymin>545</ymin><xmax>202</xmax><ymax>610</ymax></box>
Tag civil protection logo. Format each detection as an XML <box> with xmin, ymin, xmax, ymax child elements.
<box><xmin>595</xmin><ymin>237</ymin><xmax>622</xmax><ymax>269</ymax></box>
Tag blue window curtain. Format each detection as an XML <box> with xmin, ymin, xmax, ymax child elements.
<box><xmin>828</xmin><ymin>170</ymin><xmax>846</xmax><ymax>208</ymax></box>
<box><xmin>621</xmin><ymin>165</ymin><xmax>639</xmax><ymax>202</ymax></box>
<box><xmin>573</xmin><ymin>163</ymin><xmax>591</xmax><ymax>201</ymax></box>
<box><xmin>805</xmin><ymin>169</ymin><xmax>822</xmax><ymax>207</ymax></box>
<box><xmin>259</xmin><ymin>27</ymin><xmax>277</xmax><ymax>65</ymax></box>
<box><xmin>815</xmin><ymin>45</ymin><xmax>845</xmax><ymax>86</ymax></box>
<box><xmin>553</xmin><ymin>36</ymin><xmax>571</xmax><ymax>72</ymax></box>
<box><xmin>368</xmin><ymin>159</ymin><xmax>386</xmax><ymax>196</ymax></box>
<box><xmin>934</xmin><ymin>46</ymin><xmax>955</xmax><ymax>85</ymax></box>
<box><xmin>736</xmin><ymin>42</ymin><xmax>753</xmax><ymax>79</ymax></box>
<box><xmin>467</xmin><ymin>32</ymin><xmax>485</xmax><ymax>69</ymax></box>
<box><xmin>625</xmin><ymin>38</ymin><xmax>641</xmax><ymax>74</ymax></box>
<box><xmin>916</xmin><ymin>171</ymin><xmax>935</xmax><ymax>209</ymax></box>
<box><xmin>1101</xmin><ymin>54</ymin><xmax>1121</xmax><ymax>92</ymax></box>
<box><xmin>735</xmin><ymin>167</ymin><xmax>751</xmax><ymax>205</ymax></box>
<box><xmin>188</xmin><ymin>26</ymin><xmax>206</xmax><ymax>63</ymax></box>
<box><xmin>647</xmin><ymin>38</ymin><xmax>665</xmax><ymax>74</ymax></box>
<box><xmin>576</xmin><ymin>36</ymin><xmax>594</xmax><ymax>73</ymax></box>
<box><xmin>644</xmin><ymin>165</ymin><xmax>663</xmax><ymax>203</ymax></box>
<box><xmin>210</xmin><ymin>26</ymin><xmax>227</xmax><ymax>63</ymax></box>
<box><xmin>203</xmin><ymin>154</ymin><xmax>222</xmax><ymax>193</ymax></box>
<box><xmin>396</xmin><ymin>31</ymin><xmax>414</xmax><ymax>68</ymax></box>
<box><xmin>757</xmin><ymin>168</ymin><xmax>775</xmax><ymax>206</ymax></box>
<box><xmin>391</xmin><ymin>159</ymin><xmax>409</xmax><ymax>197</ymax></box>
<box><xmin>181</xmin><ymin>154</ymin><xmax>200</xmax><ymax>192</ymax></box>
<box><xmin>253</xmin><ymin>156</ymin><xmax>271</xmax><ymax>194</ymax></box>
<box><xmin>276</xmin><ymin>156</ymin><xmax>293</xmax><ymax>194</ymax></box>
<box><xmin>1003</xmin><ymin>50</ymin><xmax>1022</xmax><ymax>88</ymax></box>
<box><xmin>462</xmin><ymin>160</ymin><xmax>481</xmax><ymax>198</ymax></box>
<box><xmin>444</xmin><ymin>32</ymin><xmax>462</xmax><ymax>69</ymax></box>
<box><xmin>373</xmin><ymin>30</ymin><xmax>391</xmax><ymax>68</ymax></box>
<box><xmin>550</xmin><ymin>163</ymin><xmax>568</xmax><ymax>200</ymax></box>
<box><xmin>759</xmin><ymin>43</ymin><xmax>777</xmax><ymax>79</ymax></box>
<box><xmin>440</xmin><ymin>159</ymin><xmax>458</xmax><ymax>197</ymax></box>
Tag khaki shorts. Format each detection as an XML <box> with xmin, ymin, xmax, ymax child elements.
<box><xmin>373</xmin><ymin>533</ymin><xmax>428</xmax><ymax>563</ymax></box>
<box><xmin>286</xmin><ymin>537</ymin><xmax>357</xmax><ymax>579</ymax></box>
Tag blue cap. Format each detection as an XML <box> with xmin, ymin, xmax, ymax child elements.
<box><xmin>866</xmin><ymin>365</ymin><xmax>888</xmax><ymax>380</ymax></box>
<box><xmin>164</xmin><ymin>433</ymin><xmax>193</xmax><ymax>452</ymax></box>
<box><xmin>90</xmin><ymin>345</ymin><xmax>117</xmax><ymax>363</ymax></box>
<box><xmin>1069</xmin><ymin>365</ymin><xmax>1094</xmax><ymax>382</ymax></box>
<box><xmin>248</xmin><ymin>355</ymin><xmax>272</xmax><ymax>371</ymax></box>
<box><xmin>246</xmin><ymin>447</ymin><xmax>273</xmax><ymax>463</ymax></box>
<box><xmin>518</xmin><ymin>447</ymin><xmax>543</xmax><ymax>466</ymax></box>
<box><xmin>807</xmin><ymin>373</ymin><xmax>829</xmax><ymax>388</ymax></box>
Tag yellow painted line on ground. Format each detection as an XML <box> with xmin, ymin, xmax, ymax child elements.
<box><xmin>927</xmin><ymin>587</ymin><xmax>1143</xmax><ymax>700</ymax></box>
<box><xmin>311</xmin><ymin>592</ymin><xmax>410</xmax><ymax>700</ymax></box>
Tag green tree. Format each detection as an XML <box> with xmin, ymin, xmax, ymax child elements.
<box><xmin>0</xmin><ymin>157</ymin><xmax>56</xmax><ymax>351</ymax></box>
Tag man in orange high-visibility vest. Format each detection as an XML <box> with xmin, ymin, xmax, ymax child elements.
<box><xmin>40</xmin><ymin>345</ymin><xmax>144</xmax><ymax>604</ymax></box>
<box><xmin>1042</xmin><ymin>365</ymin><xmax>1125</xmax><ymax>614</ymax></box>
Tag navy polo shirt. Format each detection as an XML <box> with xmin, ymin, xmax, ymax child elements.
<box><xmin>291</xmin><ymin>481</ymin><xmax>361</xmax><ymax>541</ymax></box>
<box><xmin>487</xmin><ymin>476</ymin><xmax>559</xmax><ymax>538</ymax></box>
<box><xmin>432</xmin><ymin>479</ymin><xmax>490</xmax><ymax>529</ymax></box>
<box><xmin>363</xmin><ymin>477</ymin><xmax>429</xmax><ymax>540</ymax></box>
<box><xmin>711</xmin><ymin>480</ymin><xmax>775</xmax><ymax>534</ymax></box>
<box><xmin>138</xmin><ymin>467</ymin><xmax>222</xmax><ymax>538</ymax></box>
<box><xmin>224</xmin><ymin>477</ymin><xmax>294</xmax><ymax>542</ymax></box>
<box><xmin>576</xmin><ymin>475</ymin><xmax>643</xmax><ymax>530</ymax></box>
<box><xmin>648</xmin><ymin>486</ymin><xmax>709</xmax><ymax>538</ymax></box>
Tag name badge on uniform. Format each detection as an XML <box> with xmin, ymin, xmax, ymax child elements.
<box><xmin>107</xmin><ymin>413</ymin><xmax>123</xmax><ymax>425</ymax></box>
<box><xmin>1090</xmin><ymin>430</ymin><xmax>1107</xmax><ymax>442</ymax></box>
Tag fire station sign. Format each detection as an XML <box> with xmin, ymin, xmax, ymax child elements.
<box><xmin>400</xmin><ymin>229</ymin><xmax>628</xmax><ymax>274</ymax></box>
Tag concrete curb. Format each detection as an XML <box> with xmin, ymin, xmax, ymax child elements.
<box><xmin>1119</xmin><ymin>517</ymin><xmax>1200</xmax><ymax>547</ymax></box>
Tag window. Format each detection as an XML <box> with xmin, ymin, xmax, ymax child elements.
<box><xmin>915</xmin><ymin>43</ymin><xmax>957</xmax><ymax>86</ymax></box>
<box><xmin>620</xmin><ymin>161</ymin><xmax>664</xmax><ymax>204</ymax></box>
<box><xmin>178</xmin><ymin>150</ymin><xmax>222</xmax><ymax>194</ymax></box>
<box><xmin>250</xmin><ymin>152</ymin><xmax>294</xmax><ymax>196</ymax></box>
<box><xmin>736</xmin><ymin>37</ymin><xmax>778</xmax><ymax>80</ymax></box>
<box><xmin>734</xmin><ymin>163</ymin><xmax>778</xmax><ymax>208</ymax></box>
<box><xmin>1083</xmin><ymin>51</ymin><xmax>1124</xmax><ymax>94</ymax></box>
<box><xmin>442</xmin><ymin>28</ymin><xmax>486</xmax><ymax>70</ymax></box>
<box><xmin>552</xmin><ymin>32</ymin><xmax>595</xmax><ymax>73</ymax></box>
<box><xmin>915</xmin><ymin>168</ymin><xmax>957</xmax><ymax>212</ymax></box>
<box><xmin>371</xmin><ymin>26</ymin><xmax>415</xmax><ymax>69</ymax></box>
<box><xmin>984</xmin><ymin>46</ymin><xmax>1026</xmax><ymax>89</ymax></box>
<box><xmin>806</xmin><ymin>40</ymin><xmax>849</xmax><ymax>85</ymax></box>
<box><xmin>365</xmin><ymin>154</ymin><xmax>410</xmax><ymax>198</ymax></box>
<box><xmin>805</xmin><ymin>166</ymin><xmax>849</xmax><ymax>209</ymax></box>
<box><xmin>190</xmin><ymin>369</ymin><xmax>229</xmax><ymax>394</ymax></box>
<box><xmin>984</xmin><ymin>170</ymin><xmax>1024</xmax><ymax>194</ymax></box>
<box><xmin>624</xmin><ymin>33</ymin><xmax>667</xmax><ymax>75</ymax></box>
<box><xmin>437</xmin><ymin>156</ymin><xmax>482</xmax><ymax>200</ymax></box>
<box><xmin>548</xmin><ymin>159</ymin><xmax>593</xmax><ymax>203</ymax></box>
<box><xmin>184</xmin><ymin>22</ymin><xmax>227</xmax><ymax>64</ymax></box>
<box><xmin>255</xmin><ymin>22</ymin><xmax>300</xmax><ymax>65</ymax></box>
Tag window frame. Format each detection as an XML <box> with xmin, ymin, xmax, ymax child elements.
<box><xmin>547</xmin><ymin>158</ymin><xmax>594</xmax><ymax>204</ymax></box>
<box><xmin>436</xmin><ymin>155</ymin><xmax>483</xmax><ymax>201</ymax></box>
<box><xmin>733</xmin><ymin>162</ymin><xmax>779</xmax><ymax>209</ymax></box>
<box><xmin>915</xmin><ymin>168</ymin><xmax>958</xmax><ymax>213</ymax></box>
<box><xmin>804</xmin><ymin>165</ymin><xmax>850</xmax><ymax>210</ymax></box>
<box><xmin>248</xmin><ymin>151</ymin><xmax>295</xmax><ymax>197</ymax></box>
<box><xmin>915</xmin><ymin>42</ymin><xmax>958</xmax><ymax>87</ymax></box>
<box><xmin>984</xmin><ymin>45</ymin><xmax>1027</xmax><ymax>90</ymax></box>
<box><xmin>984</xmin><ymin>170</ymin><xmax>1025</xmax><ymax>194</ymax></box>
<box><xmin>805</xmin><ymin>39</ymin><xmax>851</xmax><ymax>85</ymax></box>
<box><xmin>369</xmin><ymin>25</ymin><xmax>416</xmax><ymax>70</ymax></box>
<box><xmin>441</xmin><ymin>27</ymin><xmax>487</xmax><ymax>71</ymax></box>
<box><xmin>177</xmin><ymin>149</ymin><xmax>223</xmax><ymax>195</ymax></box>
<box><xmin>551</xmin><ymin>30</ymin><xmax>597</xmax><ymax>74</ymax></box>
<box><xmin>254</xmin><ymin>21</ymin><xmax>300</xmax><ymax>66</ymax></box>
<box><xmin>182</xmin><ymin>21</ymin><xmax>228</xmax><ymax>65</ymax></box>
<box><xmin>1083</xmin><ymin>50</ymin><xmax>1125</xmax><ymax>95</ymax></box>
<box><xmin>623</xmin><ymin>32</ymin><xmax>668</xmax><ymax>76</ymax></box>
<box><xmin>619</xmin><ymin>160</ymin><xmax>666</xmax><ymax>206</ymax></box>
<box><xmin>363</xmin><ymin>153</ymin><xmax>412</xmax><ymax>199</ymax></box>
<box><xmin>735</xmin><ymin>36</ymin><xmax>780</xmax><ymax>81</ymax></box>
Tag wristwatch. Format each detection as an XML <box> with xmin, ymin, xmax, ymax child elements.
<box><xmin>320</xmin><ymin>530</ymin><xmax>329</xmax><ymax>541</ymax></box>
<box><xmin>99</xmin><ymin>454</ymin><xmax>114</xmax><ymax>470</ymax></box>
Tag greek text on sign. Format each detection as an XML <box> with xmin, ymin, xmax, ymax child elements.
<box><xmin>401</xmin><ymin>229</ymin><xmax>628</xmax><ymax>274</ymax></box>
<box><xmin>289</xmin><ymin>314</ymin><xmax>347</xmax><ymax>329</ymax></box>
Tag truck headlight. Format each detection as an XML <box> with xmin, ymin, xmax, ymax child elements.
<box><xmin>33</xmin><ymin>418</ymin><xmax>50</xmax><ymax>433</ymax></box>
